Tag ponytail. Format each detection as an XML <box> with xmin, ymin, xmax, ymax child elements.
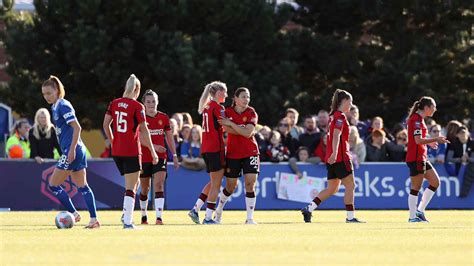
<box><xmin>329</xmin><ymin>89</ymin><xmax>352</xmax><ymax>115</ymax></box>
<box><xmin>42</xmin><ymin>75</ymin><xmax>65</xmax><ymax>99</ymax></box>
<box><xmin>123</xmin><ymin>74</ymin><xmax>141</xmax><ymax>99</ymax></box>
<box><xmin>408</xmin><ymin>96</ymin><xmax>435</xmax><ymax>117</ymax></box>
<box><xmin>198</xmin><ymin>81</ymin><xmax>227</xmax><ymax>114</ymax></box>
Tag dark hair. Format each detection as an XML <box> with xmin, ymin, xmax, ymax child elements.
<box><xmin>296</xmin><ymin>146</ymin><xmax>309</xmax><ymax>160</ymax></box>
<box><xmin>12</xmin><ymin>119</ymin><xmax>29</xmax><ymax>135</ymax></box>
<box><xmin>456</xmin><ymin>126</ymin><xmax>468</xmax><ymax>134</ymax></box>
<box><xmin>141</xmin><ymin>89</ymin><xmax>159</xmax><ymax>103</ymax></box>
<box><xmin>329</xmin><ymin>89</ymin><xmax>352</xmax><ymax>115</ymax></box>
<box><xmin>408</xmin><ymin>96</ymin><xmax>435</xmax><ymax>117</ymax></box>
<box><xmin>231</xmin><ymin>87</ymin><xmax>249</xmax><ymax>107</ymax></box>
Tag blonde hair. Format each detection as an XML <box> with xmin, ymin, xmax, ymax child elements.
<box><xmin>198</xmin><ymin>81</ymin><xmax>227</xmax><ymax>114</ymax></box>
<box><xmin>32</xmin><ymin>108</ymin><xmax>54</xmax><ymax>139</ymax></box>
<box><xmin>349</xmin><ymin>126</ymin><xmax>363</xmax><ymax>145</ymax></box>
<box><xmin>123</xmin><ymin>74</ymin><xmax>141</xmax><ymax>99</ymax></box>
<box><xmin>42</xmin><ymin>75</ymin><xmax>65</xmax><ymax>99</ymax></box>
<box><xmin>190</xmin><ymin>125</ymin><xmax>203</xmax><ymax>144</ymax></box>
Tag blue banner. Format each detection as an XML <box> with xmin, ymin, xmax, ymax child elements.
<box><xmin>0</xmin><ymin>159</ymin><xmax>472</xmax><ymax>210</ymax></box>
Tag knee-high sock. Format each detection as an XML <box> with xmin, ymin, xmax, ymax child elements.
<box><xmin>245</xmin><ymin>192</ymin><xmax>256</xmax><ymax>220</ymax></box>
<box><xmin>139</xmin><ymin>193</ymin><xmax>148</xmax><ymax>217</ymax></box>
<box><xmin>123</xmin><ymin>190</ymin><xmax>135</xmax><ymax>225</ymax></box>
<box><xmin>418</xmin><ymin>186</ymin><xmax>437</xmax><ymax>212</ymax></box>
<box><xmin>155</xmin><ymin>192</ymin><xmax>165</xmax><ymax>219</ymax></box>
<box><xmin>49</xmin><ymin>185</ymin><xmax>77</xmax><ymax>214</ymax></box>
<box><xmin>216</xmin><ymin>188</ymin><xmax>232</xmax><ymax>213</ymax></box>
<box><xmin>78</xmin><ymin>185</ymin><xmax>97</xmax><ymax>218</ymax></box>
<box><xmin>408</xmin><ymin>189</ymin><xmax>419</xmax><ymax>219</ymax></box>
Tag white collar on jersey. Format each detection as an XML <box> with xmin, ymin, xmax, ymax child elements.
<box><xmin>52</xmin><ymin>98</ymin><xmax>62</xmax><ymax>110</ymax></box>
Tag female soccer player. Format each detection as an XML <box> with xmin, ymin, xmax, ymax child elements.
<box><xmin>405</xmin><ymin>97</ymin><xmax>449</xmax><ymax>222</ymax></box>
<box><xmin>188</xmin><ymin>81</ymin><xmax>227</xmax><ymax>224</ymax></box>
<box><xmin>138</xmin><ymin>89</ymin><xmax>179</xmax><ymax>225</ymax></box>
<box><xmin>301</xmin><ymin>89</ymin><xmax>364</xmax><ymax>223</ymax></box>
<box><xmin>103</xmin><ymin>74</ymin><xmax>159</xmax><ymax>229</ymax></box>
<box><xmin>215</xmin><ymin>87</ymin><xmax>260</xmax><ymax>224</ymax></box>
<box><xmin>41</xmin><ymin>75</ymin><xmax>100</xmax><ymax>229</ymax></box>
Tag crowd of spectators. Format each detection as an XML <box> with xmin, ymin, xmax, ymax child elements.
<box><xmin>2</xmin><ymin>105</ymin><xmax>474</xmax><ymax>197</ymax></box>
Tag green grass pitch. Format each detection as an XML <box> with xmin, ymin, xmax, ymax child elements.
<box><xmin>1</xmin><ymin>210</ymin><xmax>473</xmax><ymax>265</ymax></box>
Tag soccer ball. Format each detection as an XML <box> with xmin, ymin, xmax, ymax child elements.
<box><xmin>55</xmin><ymin>211</ymin><xmax>75</xmax><ymax>229</ymax></box>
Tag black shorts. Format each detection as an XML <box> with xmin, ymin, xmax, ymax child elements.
<box><xmin>113</xmin><ymin>156</ymin><xmax>141</xmax><ymax>176</ymax></box>
<box><xmin>326</xmin><ymin>161</ymin><xmax>354</xmax><ymax>180</ymax></box>
<box><xmin>202</xmin><ymin>151</ymin><xmax>225</xmax><ymax>173</ymax></box>
<box><xmin>225</xmin><ymin>156</ymin><xmax>260</xmax><ymax>178</ymax></box>
<box><xmin>140</xmin><ymin>159</ymin><xmax>167</xmax><ymax>178</ymax></box>
<box><xmin>406</xmin><ymin>161</ymin><xmax>433</xmax><ymax>176</ymax></box>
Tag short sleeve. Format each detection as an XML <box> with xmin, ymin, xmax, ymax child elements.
<box><xmin>413</xmin><ymin>118</ymin><xmax>422</xmax><ymax>136</ymax></box>
<box><xmin>135</xmin><ymin>103</ymin><xmax>146</xmax><ymax>124</ymax></box>
<box><xmin>248</xmin><ymin>109</ymin><xmax>258</xmax><ymax>126</ymax></box>
<box><xmin>60</xmin><ymin>102</ymin><xmax>77</xmax><ymax>124</ymax></box>
<box><xmin>334</xmin><ymin>113</ymin><xmax>345</xmax><ymax>130</ymax></box>
<box><xmin>213</xmin><ymin>104</ymin><xmax>225</xmax><ymax>119</ymax></box>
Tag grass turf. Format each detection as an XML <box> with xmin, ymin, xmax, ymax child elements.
<box><xmin>1</xmin><ymin>210</ymin><xmax>473</xmax><ymax>265</ymax></box>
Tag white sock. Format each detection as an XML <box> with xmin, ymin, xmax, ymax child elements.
<box><xmin>347</xmin><ymin>211</ymin><xmax>355</xmax><ymax>220</ymax></box>
<box><xmin>308</xmin><ymin>201</ymin><xmax>318</xmax><ymax>212</ymax></box>
<box><xmin>408</xmin><ymin>194</ymin><xmax>418</xmax><ymax>219</ymax></box>
<box><xmin>216</xmin><ymin>193</ymin><xmax>230</xmax><ymax>213</ymax></box>
<box><xmin>194</xmin><ymin>198</ymin><xmax>205</xmax><ymax>212</ymax></box>
<box><xmin>155</xmin><ymin>198</ymin><xmax>165</xmax><ymax>219</ymax></box>
<box><xmin>245</xmin><ymin>197</ymin><xmax>256</xmax><ymax>220</ymax></box>
<box><xmin>139</xmin><ymin>200</ymin><xmax>148</xmax><ymax>217</ymax></box>
<box><xmin>205</xmin><ymin>202</ymin><xmax>216</xmax><ymax>220</ymax></box>
<box><xmin>123</xmin><ymin>196</ymin><xmax>135</xmax><ymax>225</ymax></box>
<box><xmin>418</xmin><ymin>188</ymin><xmax>435</xmax><ymax>212</ymax></box>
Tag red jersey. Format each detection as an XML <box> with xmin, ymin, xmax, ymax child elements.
<box><xmin>406</xmin><ymin>113</ymin><xmax>427</xmax><ymax>162</ymax></box>
<box><xmin>325</xmin><ymin>111</ymin><xmax>351</xmax><ymax>162</ymax></box>
<box><xmin>106</xmin><ymin>97</ymin><xmax>146</xmax><ymax>157</ymax></box>
<box><xmin>141</xmin><ymin>112</ymin><xmax>170</xmax><ymax>162</ymax></box>
<box><xmin>201</xmin><ymin>101</ymin><xmax>225</xmax><ymax>153</ymax></box>
<box><xmin>225</xmin><ymin>106</ymin><xmax>259</xmax><ymax>159</ymax></box>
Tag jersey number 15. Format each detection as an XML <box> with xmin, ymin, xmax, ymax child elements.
<box><xmin>115</xmin><ymin>111</ymin><xmax>128</xmax><ymax>133</ymax></box>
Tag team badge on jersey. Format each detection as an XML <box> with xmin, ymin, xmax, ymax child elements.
<box><xmin>243</xmin><ymin>117</ymin><xmax>247</xmax><ymax>122</ymax></box>
<box><xmin>158</xmin><ymin>120</ymin><xmax>163</xmax><ymax>125</ymax></box>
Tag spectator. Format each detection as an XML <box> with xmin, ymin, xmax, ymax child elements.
<box><xmin>276</xmin><ymin>117</ymin><xmax>298</xmax><ymax>156</ymax></box>
<box><xmin>298</xmin><ymin>115</ymin><xmax>321</xmax><ymax>152</ymax></box>
<box><xmin>289</xmin><ymin>146</ymin><xmax>322</xmax><ymax>179</ymax></box>
<box><xmin>365</xmin><ymin>129</ymin><xmax>405</xmax><ymax>162</ymax></box>
<box><xmin>389</xmin><ymin>129</ymin><xmax>408</xmax><ymax>162</ymax></box>
<box><xmin>446</xmin><ymin>126</ymin><xmax>473</xmax><ymax>175</ymax></box>
<box><xmin>286</xmin><ymin>108</ymin><xmax>303</xmax><ymax>140</ymax></box>
<box><xmin>182</xmin><ymin>112</ymin><xmax>194</xmax><ymax>126</ymax></box>
<box><xmin>167</xmin><ymin>118</ymin><xmax>183</xmax><ymax>160</ymax></box>
<box><xmin>179</xmin><ymin>124</ymin><xmax>192</xmax><ymax>160</ymax></box>
<box><xmin>314</xmin><ymin>131</ymin><xmax>327</xmax><ymax>163</ymax></box>
<box><xmin>256</xmin><ymin>125</ymin><xmax>271</xmax><ymax>161</ymax></box>
<box><xmin>445</xmin><ymin>120</ymin><xmax>463</xmax><ymax>143</ymax></box>
<box><xmin>348</xmin><ymin>105</ymin><xmax>369</xmax><ymax>139</ymax></box>
<box><xmin>181</xmin><ymin>125</ymin><xmax>201</xmax><ymax>159</ymax></box>
<box><xmin>427</xmin><ymin>124</ymin><xmax>446</xmax><ymax>164</ymax></box>
<box><xmin>29</xmin><ymin>108</ymin><xmax>61</xmax><ymax>163</ymax></box>
<box><xmin>181</xmin><ymin>125</ymin><xmax>206</xmax><ymax>171</ymax></box>
<box><xmin>366</xmin><ymin>116</ymin><xmax>394</xmax><ymax>142</ymax></box>
<box><xmin>266</xmin><ymin>130</ymin><xmax>290</xmax><ymax>162</ymax></box>
<box><xmin>171</xmin><ymin>113</ymin><xmax>184</xmax><ymax>132</ymax></box>
<box><xmin>349</xmin><ymin>126</ymin><xmax>366</xmax><ymax>167</ymax></box>
<box><xmin>5</xmin><ymin>119</ymin><xmax>31</xmax><ymax>158</ymax></box>
<box><xmin>317</xmin><ymin>110</ymin><xmax>330</xmax><ymax>133</ymax></box>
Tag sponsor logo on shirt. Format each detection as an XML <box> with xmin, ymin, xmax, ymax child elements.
<box><xmin>149</xmin><ymin>129</ymin><xmax>164</xmax><ymax>136</ymax></box>
<box><xmin>63</xmin><ymin>112</ymin><xmax>74</xmax><ymax>120</ymax></box>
